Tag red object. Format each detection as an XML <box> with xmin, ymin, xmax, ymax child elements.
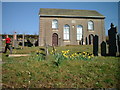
<box><xmin>5</xmin><ymin>38</ymin><xmax>11</xmax><ymax>43</ymax></box>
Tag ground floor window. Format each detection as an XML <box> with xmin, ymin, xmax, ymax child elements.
<box><xmin>77</xmin><ymin>25</ymin><xmax>83</xmax><ymax>41</ymax></box>
<box><xmin>63</xmin><ymin>24</ymin><xmax>70</xmax><ymax>40</ymax></box>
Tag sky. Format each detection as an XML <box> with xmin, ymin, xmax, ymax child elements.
<box><xmin>1</xmin><ymin>2</ymin><xmax>119</xmax><ymax>35</ymax></box>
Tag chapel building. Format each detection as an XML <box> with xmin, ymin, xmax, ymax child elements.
<box><xmin>39</xmin><ymin>8</ymin><xmax>105</xmax><ymax>46</ymax></box>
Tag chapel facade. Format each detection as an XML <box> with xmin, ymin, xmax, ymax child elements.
<box><xmin>39</xmin><ymin>8</ymin><xmax>105</xmax><ymax>46</ymax></box>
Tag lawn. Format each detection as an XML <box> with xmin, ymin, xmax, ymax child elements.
<box><xmin>2</xmin><ymin>45</ymin><xmax>120</xmax><ymax>88</ymax></box>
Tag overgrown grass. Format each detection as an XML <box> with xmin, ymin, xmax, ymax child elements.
<box><xmin>2</xmin><ymin>45</ymin><xmax>120</xmax><ymax>88</ymax></box>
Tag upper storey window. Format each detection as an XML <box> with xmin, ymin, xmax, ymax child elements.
<box><xmin>88</xmin><ymin>21</ymin><xmax>94</xmax><ymax>30</ymax></box>
<box><xmin>52</xmin><ymin>19</ymin><xmax>58</xmax><ymax>29</ymax></box>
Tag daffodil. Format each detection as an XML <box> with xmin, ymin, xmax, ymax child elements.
<box><xmin>75</xmin><ymin>53</ymin><xmax>77</xmax><ymax>55</ymax></box>
<box><xmin>88</xmin><ymin>56</ymin><xmax>91</xmax><ymax>59</ymax></box>
<box><xmin>79</xmin><ymin>53</ymin><xmax>81</xmax><ymax>55</ymax></box>
<box><xmin>83</xmin><ymin>55</ymin><xmax>85</xmax><ymax>57</ymax></box>
<box><xmin>83</xmin><ymin>52</ymin><xmax>85</xmax><ymax>53</ymax></box>
<box><xmin>72</xmin><ymin>54</ymin><xmax>74</xmax><ymax>57</ymax></box>
<box><xmin>62</xmin><ymin>51</ymin><xmax>64</xmax><ymax>53</ymax></box>
<box><xmin>91</xmin><ymin>55</ymin><xmax>94</xmax><ymax>57</ymax></box>
<box><xmin>65</xmin><ymin>55</ymin><xmax>68</xmax><ymax>58</ymax></box>
<box><xmin>36</xmin><ymin>50</ymin><xmax>39</xmax><ymax>52</ymax></box>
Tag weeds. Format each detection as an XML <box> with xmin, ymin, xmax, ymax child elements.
<box><xmin>29</xmin><ymin>48</ymin><xmax>46</xmax><ymax>61</ymax></box>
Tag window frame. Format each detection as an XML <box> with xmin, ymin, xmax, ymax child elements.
<box><xmin>76</xmin><ymin>25</ymin><xmax>83</xmax><ymax>41</ymax></box>
<box><xmin>52</xmin><ymin>19</ymin><xmax>58</xmax><ymax>29</ymax></box>
<box><xmin>63</xmin><ymin>24</ymin><xmax>70</xmax><ymax>40</ymax></box>
<box><xmin>88</xmin><ymin>20</ymin><xmax>94</xmax><ymax>31</ymax></box>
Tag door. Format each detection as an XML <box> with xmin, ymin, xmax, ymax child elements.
<box><xmin>52</xmin><ymin>33</ymin><xmax>58</xmax><ymax>46</ymax></box>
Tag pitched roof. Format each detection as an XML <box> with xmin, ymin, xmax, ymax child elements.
<box><xmin>39</xmin><ymin>8</ymin><xmax>105</xmax><ymax>18</ymax></box>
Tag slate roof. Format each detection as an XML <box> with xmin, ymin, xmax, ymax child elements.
<box><xmin>39</xmin><ymin>8</ymin><xmax>105</xmax><ymax>18</ymax></box>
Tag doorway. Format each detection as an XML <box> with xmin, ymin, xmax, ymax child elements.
<box><xmin>52</xmin><ymin>33</ymin><xmax>58</xmax><ymax>46</ymax></box>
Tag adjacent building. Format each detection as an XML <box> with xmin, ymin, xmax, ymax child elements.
<box><xmin>39</xmin><ymin>8</ymin><xmax>105</xmax><ymax>46</ymax></box>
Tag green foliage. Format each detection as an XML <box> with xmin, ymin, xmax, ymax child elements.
<box><xmin>53</xmin><ymin>53</ymin><xmax>64</xmax><ymax>66</ymax></box>
<box><xmin>50</xmin><ymin>49</ymin><xmax>94</xmax><ymax>66</ymax></box>
<box><xmin>29</xmin><ymin>48</ymin><xmax>46</xmax><ymax>61</ymax></box>
<box><xmin>30</xmin><ymin>53</ymin><xmax>45</xmax><ymax>61</ymax></box>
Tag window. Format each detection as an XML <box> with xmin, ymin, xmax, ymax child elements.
<box><xmin>77</xmin><ymin>25</ymin><xmax>83</xmax><ymax>40</ymax></box>
<box><xmin>63</xmin><ymin>25</ymin><xmax>70</xmax><ymax>40</ymax></box>
<box><xmin>52</xmin><ymin>19</ymin><xmax>58</xmax><ymax>29</ymax></box>
<box><xmin>88</xmin><ymin>21</ymin><xmax>94</xmax><ymax>30</ymax></box>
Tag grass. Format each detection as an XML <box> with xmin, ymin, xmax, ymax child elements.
<box><xmin>2</xmin><ymin>45</ymin><xmax>120</xmax><ymax>88</ymax></box>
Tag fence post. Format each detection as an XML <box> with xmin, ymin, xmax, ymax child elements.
<box><xmin>22</xmin><ymin>34</ymin><xmax>25</xmax><ymax>48</ymax></box>
<box><xmin>45</xmin><ymin>44</ymin><xmax>49</xmax><ymax>55</ymax></box>
<box><xmin>13</xmin><ymin>32</ymin><xmax>18</xmax><ymax>49</ymax></box>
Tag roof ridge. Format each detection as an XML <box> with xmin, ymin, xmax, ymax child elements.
<box><xmin>39</xmin><ymin>8</ymin><xmax>105</xmax><ymax>18</ymax></box>
<box><xmin>40</xmin><ymin>8</ymin><xmax>97</xmax><ymax>12</ymax></box>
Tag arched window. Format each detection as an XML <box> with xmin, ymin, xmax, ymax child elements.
<box><xmin>63</xmin><ymin>25</ymin><xmax>70</xmax><ymax>40</ymax></box>
<box><xmin>77</xmin><ymin>25</ymin><xmax>83</xmax><ymax>41</ymax></box>
<box><xmin>52</xmin><ymin>19</ymin><xmax>58</xmax><ymax>29</ymax></box>
<box><xmin>88</xmin><ymin>21</ymin><xmax>94</xmax><ymax>30</ymax></box>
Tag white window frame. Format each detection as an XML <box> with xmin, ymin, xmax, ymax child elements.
<box><xmin>77</xmin><ymin>25</ymin><xmax>83</xmax><ymax>41</ymax></box>
<box><xmin>52</xmin><ymin>19</ymin><xmax>58</xmax><ymax>29</ymax></box>
<box><xmin>88</xmin><ymin>21</ymin><xmax>94</xmax><ymax>30</ymax></box>
<box><xmin>63</xmin><ymin>25</ymin><xmax>70</xmax><ymax>40</ymax></box>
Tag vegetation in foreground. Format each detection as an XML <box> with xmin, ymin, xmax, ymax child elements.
<box><xmin>2</xmin><ymin>45</ymin><xmax>120</xmax><ymax>88</ymax></box>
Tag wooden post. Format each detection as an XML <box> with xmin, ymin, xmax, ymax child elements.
<box><xmin>52</xmin><ymin>45</ymin><xmax>55</xmax><ymax>55</ymax></box>
<box><xmin>45</xmin><ymin>44</ymin><xmax>49</xmax><ymax>55</ymax></box>
<box><xmin>22</xmin><ymin>34</ymin><xmax>25</xmax><ymax>48</ymax></box>
<box><xmin>8</xmin><ymin>54</ymin><xmax>30</xmax><ymax>57</ymax></box>
<box><xmin>33</xmin><ymin>39</ymin><xmax>35</xmax><ymax>47</ymax></box>
<box><xmin>13</xmin><ymin>32</ymin><xmax>18</xmax><ymax>48</ymax></box>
